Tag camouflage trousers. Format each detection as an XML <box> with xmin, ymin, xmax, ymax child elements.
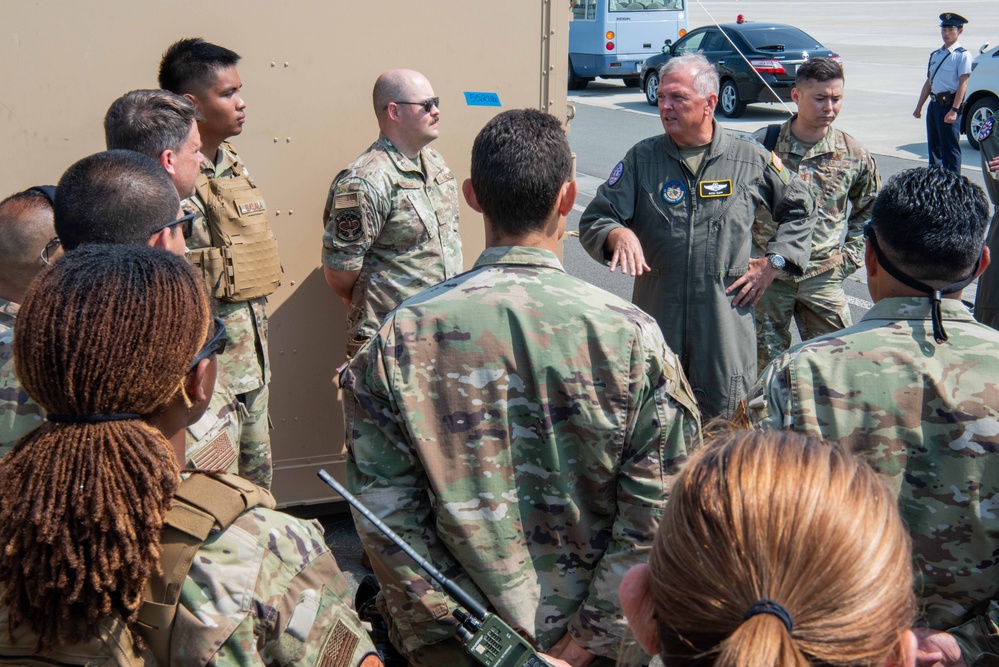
<box><xmin>237</xmin><ymin>383</ymin><xmax>272</xmax><ymax>489</ymax></box>
<box><xmin>756</xmin><ymin>266</ymin><xmax>852</xmax><ymax>374</ymax></box>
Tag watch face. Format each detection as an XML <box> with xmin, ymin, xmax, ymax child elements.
<box><xmin>769</xmin><ymin>254</ymin><xmax>786</xmax><ymax>270</ymax></box>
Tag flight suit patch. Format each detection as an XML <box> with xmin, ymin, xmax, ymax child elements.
<box><xmin>979</xmin><ymin>117</ymin><xmax>995</xmax><ymax>142</ymax></box>
<box><xmin>698</xmin><ymin>180</ymin><xmax>732</xmax><ymax>198</ymax></box>
<box><xmin>608</xmin><ymin>161</ymin><xmax>625</xmax><ymax>186</ymax></box>
<box><xmin>662</xmin><ymin>180</ymin><xmax>686</xmax><ymax>204</ymax></box>
<box><xmin>335</xmin><ymin>210</ymin><xmax>363</xmax><ymax>242</ymax></box>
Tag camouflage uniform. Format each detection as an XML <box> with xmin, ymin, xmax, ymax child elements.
<box><xmin>185</xmin><ymin>142</ymin><xmax>272</xmax><ymax>488</ymax></box>
<box><xmin>343</xmin><ymin>246</ymin><xmax>701</xmax><ymax>666</ymax></box>
<box><xmin>184</xmin><ymin>385</ymin><xmax>244</xmax><ymax>475</ymax></box>
<box><xmin>175</xmin><ymin>506</ymin><xmax>381</xmax><ymax>666</ymax></box>
<box><xmin>0</xmin><ymin>300</ymin><xmax>44</xmax><ymax>456</ymax></box>
<box><xmin>750</xmin><ymin>297</ymin><xmax>999</xmax><ymax>659</ymax></box>
<box><xmin>752</xmin><ymin>118</ymin><xmax>880</xmax><ymax>372</ymax></box>
<box><xmin>322</xmin><ymin>134</ymin><xmax>462</xmax><ymax>357</ymax></box>
<box><xmin>974</xmin><ymin>117</ymin><xmax>999</xmax><ymax>329</ymax></box>
<box><xmin>579</xmin><ymin>120</ymin><xmax>815</xmax><ymax>418</ymax></box>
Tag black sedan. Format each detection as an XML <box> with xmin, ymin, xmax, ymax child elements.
<box><xmin>640</xmin><ymin>22</ymin><xmax>841</xmax><ymax>117</ymax></box>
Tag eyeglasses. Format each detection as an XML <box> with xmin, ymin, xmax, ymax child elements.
<box><xmin>189</xmin><ymin>317</ymin><xmax>228</xmax><ymax>371</ymax></box>
<box><xmin>387</xmin><ymin>97</ymin><xmax>440</xmax><ymax>113</ymax></box>
<box><xmin>40</xmin><ymin>237</ymin><xmax>62</xmax><ymax>266</ymax></box>
<box><xmin>149</xmin><ymin>211</ymin><xmax>195</xmax><ymax>239</ymax></box>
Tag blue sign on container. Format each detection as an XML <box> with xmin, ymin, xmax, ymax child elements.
<box><xmin>463</xmin><ymin>91</ymin><xmax>502</xmax><ymax>107</ymax></box>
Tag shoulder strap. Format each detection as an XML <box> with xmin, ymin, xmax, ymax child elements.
<box><xmin>762</xmin><ymin>124</ymin><xmax>781</xmax><ymax>152</ymax></box>
<box><xmin>136</xmin><ymin>473</ymin><xmax>275</xmax><ymax>666</ymax></box>
<box><xmin>929</xmin><ymin>51</ymin><xmax>949</xmax><ymax>86</ymax></box>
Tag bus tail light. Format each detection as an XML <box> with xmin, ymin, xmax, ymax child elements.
<box><xmin>606</xmin><ymin>41</ymin><xmax>614</xmax><ymax>51</ymax></box>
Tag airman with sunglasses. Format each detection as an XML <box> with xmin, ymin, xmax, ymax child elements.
<box><xmin>322</xmin><ymin>68</ymin><xmax>462</xmax><ymax>359</ymax></box>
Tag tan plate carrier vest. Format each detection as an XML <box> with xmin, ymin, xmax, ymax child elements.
<box><xmin>189</xmin><ymin>149</ymin><xmax>282</xmax><ymax>303</ymax></box>
<box><xmin>0</xmin><ymin>473</ymin><xmax>275</xmax><ymax>666</ymax></box>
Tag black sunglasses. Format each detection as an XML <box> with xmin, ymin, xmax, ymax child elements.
<box><xmin>190</xmin><ymin>317</ymin><xmax>228</xmax><ymax>371</ymax></box>
<box><xmin>150</xmin><ymin>211</ymin><xmax>195</xmax><ymax>239</ymax></box>
<box><xmin>389</xmin><ymin>97</ymin><xmax>440</xmax><ymax>113</ymax></box>
<box><xmin>39</xmin><ymin>236</ymin><xmax>61</xmax><ymax>266</ymax></box>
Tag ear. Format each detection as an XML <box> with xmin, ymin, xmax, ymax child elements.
<box><xmin>159</xmin><ymin>149</ymin><xmax>177</xmax><ymax>176</ymax></box>
<box><xmin>462</xmin><ymin>179</ymin><xmax>483</xmax><ymax>213</ymax></box>
<box><xmin>976</xmin><ymin>246</ymin><xmax>991</xmax><ymax>278</ymax></box>
<box><xmin>705</xmin><ymin>93</ymin><xmax>718</xmax><ymax>115</ymax></box>
<box><xmin>148</xmin><ymin>228</ymin><xmax>174</xmax><ymax>251</ymax></box>
<box><xmin>619</xmin><ymin>564</ymin><xmax>660</xmax><ymax>657</ymax></box>
<box><xmin>791</xmin><ymin>87</ymin><xmax>800</xmax><ymax>104</ymax></box>
<box><xmin>386</xmin><ymin>102</ymin><xmax>402</xmax><ymax>122</ymax></box>
<box><xmin>182</xmin><ymin>92</ymin><xmax>201</xmax><ymax>111</ymax></box>
<box><xmin>557</xmin><ymin>180</ymin><xmax>578</xmax><ymax>217</ymax></box>
<box><xmin>185</xmin><ymin>357</ymin><xmax>215</xmax><ymax>404</ymax></box>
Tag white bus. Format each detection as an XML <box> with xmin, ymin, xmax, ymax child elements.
<box><xmin>569</xmin><ymin>0</ymin><xmax>688</xmax><ymax>90</ymax></box>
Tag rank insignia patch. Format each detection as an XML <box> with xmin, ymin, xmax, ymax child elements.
<box><xmin>662</xmin><ymin>180</ymin><xmax>686</xmax><ymax>204</ymax></box>
<box><xmin>608</xmin><ymin>161</ymin><xmax>625</xmax><ymax>186</ymax></box>
<box><xmin>699</xmin><ymin>180</ymin><xmax>733</xmax><ymax>198</ymax></box>
<box><xmin>335</xmin><ymin>210</ymin><xmax>363</xmax><ymax>242</ymax></box>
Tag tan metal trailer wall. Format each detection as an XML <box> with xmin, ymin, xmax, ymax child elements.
<box><xmin>1</xmin><ymin>0</ymin><xmax>570</xmax><ymax>506</ymax></box>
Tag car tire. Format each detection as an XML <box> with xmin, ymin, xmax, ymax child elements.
<box><xmin>965</xmin><ymin>96</ymin><xmax>999</xmax><ymax>151</ymax></box>
<box><xmin>644</xmin><ymin>70</ymin><xmax>659</xmax><ymax>106</ymax></box>
<box><xmin>624</xmin><ymin>76</ymin><xmax>641</xmax><ymax>88</ymax></box>
<box><xmin>719</xmin><ymin>79</ymin><xmax>747</xmax><ymax>118</ymax></box>
<box><xmin>568</xmin><ymin>59</ymin><xmax>590</xmax><ymax>91</ymax></box>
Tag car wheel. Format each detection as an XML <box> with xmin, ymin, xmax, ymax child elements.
<box><xmin>644</xmin><ymin>70</ymin><xmax>659</xmax><ymax>106</ymax></box>
<box><xmin>965</xmin><ymin>96</ymin><xmax>999</xmax><ymax>150</ymax></box>
<box><xmin>719</xmin><ymin>79</ymin><xmax>747</xmax><ymax>118</ymax></box>
<box><xmin>624</xmin><ymin>76</ymin><xmax>641</xmax><ymax>88</ymax></box>
<box><xmin>568</xmin><ymin>59</ymin><xmax>590</xmax><ymax>91</ymax></box>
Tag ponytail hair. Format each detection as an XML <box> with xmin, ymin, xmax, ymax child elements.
<box><xmin>648</xmin><ymin>429</ymin><xmax>915</xmax><ymax>667</ymax></box>
<box><xmin>0</xmin><ymin>244</ymin><xmax>210</xmax><ymax>649</ymax></box>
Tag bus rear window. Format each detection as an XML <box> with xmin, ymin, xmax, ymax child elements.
<box><xmin>607</xmin><ymin>0</ymin><xmax>684</xmax><ymax>11</ymax></box>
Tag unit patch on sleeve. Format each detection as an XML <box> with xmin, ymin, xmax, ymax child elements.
<box><xmin>607</xmin><ymin>161</ymin><xmax>625</xmax><ymax>187</ymax></box>
<box><xmin>335</xmin><ymin>210</ymin><xmax>363</xmax><ymax>242</ymax></box>
<box><xmin>698</xmin><ymin>180</ymin><xmax>732</xmax><ymax>198</ymax></box>
<box><xmin>978</xmin><ymin>116</ymin><xmax>995</xmax><ymax>143</ymax></box>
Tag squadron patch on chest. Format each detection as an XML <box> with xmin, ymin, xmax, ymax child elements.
<box><xmin>979</xmin><ymin>117</ymin><xmax>995</xmax><ymax>143</ymax></box>
<box><xmin>662</xmin><ymin>180</ymin><xmax>686</xmax><ymax>204</ymax></box>
<box><xmin>607</xmin><ymin>161</ymin><xmax>625</xmax><ymax>186</ymax></box>
<box><xmin>698</xmin><ymin>180</ymin><xmax>732</xmax><ymax>198</ymax></box>
<box><xmin>335</xmin><ymin>209</ymin><xmax>364</xmax><ymax>242</ymax></box>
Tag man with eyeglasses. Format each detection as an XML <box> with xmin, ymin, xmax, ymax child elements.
<box><xmin>159</xmin><ymin>38</ymin><xmax>280</xmax><ymax>490</ymax></box>
<box><xmin>0</xmin><ymin>186</ymin><xmax>56</xmax><ymax>454</ymax></box>
<box><xmin>322</xmin><ymin>68</ymin><xmax>462</xmax><ymax>359</ymax></box>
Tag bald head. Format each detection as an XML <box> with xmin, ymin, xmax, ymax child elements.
<box><xmin>0</xmin><ymin>189</ymin><xmax>56</xmax><ymax>303</ymax></box>
<box><xmin>373</xmin><ymin>69</ymin><xmax>432</xmax><ymax>119</ymax></box>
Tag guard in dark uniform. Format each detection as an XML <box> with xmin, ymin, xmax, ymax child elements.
<box><xmin>913</xmin><ymin>13</ymin><xmax>972</xmax><ymax>174</ymax></box>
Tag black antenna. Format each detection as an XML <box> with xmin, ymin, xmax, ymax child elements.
<box><xmin>317</xmin><ymin>469</ymin><xmax>489</xmax><ymax>620</ymax></box>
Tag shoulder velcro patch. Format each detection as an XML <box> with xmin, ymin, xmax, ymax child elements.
<box><xmin>332</xmin><ymin>191</ymin><xmax>364</xmax><ymax>243</ymax></box>
<box><xmin>318</xmin><ymin>619</ymin><xmax>360</xmax><ymax>667</ymax></box>
<box><xmin>608</xmin><ymin>161</ymin><xmax>625</xmax><ymax>186</ymax></box>
<box><xmin>769</xmin><ymin>151</ymin><xmax>791</xmax><ymax>185</ymax></box>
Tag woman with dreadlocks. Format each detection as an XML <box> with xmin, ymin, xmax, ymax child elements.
<box><xmin>0</xmin><ymin>245</ymin><xmax>381</xmax><ymax>666</ymax></box>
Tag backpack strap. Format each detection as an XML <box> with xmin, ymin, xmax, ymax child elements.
<box><xmin>136</xmin><ymin>473</ymin><xmax>276</xmax><ymax>666</ymax></box>
<box><xmin>762</xmin><ymin>123</ymin><xmax>781</xmax><ymax>152</ymax></box>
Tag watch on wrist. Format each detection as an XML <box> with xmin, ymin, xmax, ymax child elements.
<box><xmin>766</xmin><ymin>253</ymin><xmax>787</xmax><ymax>271</ymax></box>
<box><xmin>951</xmin><ymin>106</ymin><xmax>961</xmax><ymax>113</ymax></box>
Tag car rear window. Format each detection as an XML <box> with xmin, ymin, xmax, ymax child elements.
<box><xmin>738</xmin><ymin>27</ymin><xmax>823</xmax><ymax>52</ymax></box>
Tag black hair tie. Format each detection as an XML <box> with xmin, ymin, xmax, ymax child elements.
<box><xmin>744</xmin><ymin>599</ymin><xmax>794</xmax><ymax>634</ymax></box>
<box><xmin>47</xmin><ymin>412</ymin><xmax>142</xmax><ymax>424</ymax></box>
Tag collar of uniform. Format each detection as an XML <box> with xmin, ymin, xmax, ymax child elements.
<box><xmin>0</xmin><ymin>297</ymin><xmax>18</xmax><ymax>329</ymax></box>
<box><xmin>779</xmin><ymin>115</ymin><xmax>839</xmax><ymax>159</ymax></box>
<box><xmin>940</xmin><ymin>41</ymin><xmax>962</xmax><ymax>54</ymax></box>
<box><xmin>473</xmin><ymin>246</ymin><xmax>566</xmax><ymax>272</ymax></box>
<box><xmin>860</xmin><ymin>296</ymin><xmax>975</xmax><ymax>323</ymax></box>
<box><xmin>378</xmin><ymin>133</ymin><xmax>425</xmax><ymax>176</ymax></box>
<box><xmin>198</xmin><ymin>141</ymin><xmax>239</xmax><ymax>180</ymax></box>
<box><xmin>662</xmin><ymin>118</ymin><xmax>728</xmax><ymax>162</ymax></box>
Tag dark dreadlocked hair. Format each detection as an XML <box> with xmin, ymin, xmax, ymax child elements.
<box><xmin>0</xmin><ymin>244</ymin><xmax>211</xmax><ymax>649</ymax></box>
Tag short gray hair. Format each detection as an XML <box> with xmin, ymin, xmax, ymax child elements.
<box><xmin>104</xmin><ymin>89</ymin><xmax>198</xmax><ymax>158</ymax></box>
<box><xmin>659</xmin><ymin>53</ymin><xmax>719</xmax><ymax>98</ymax></box>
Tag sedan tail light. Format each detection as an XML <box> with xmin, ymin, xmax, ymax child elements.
<box><xmin>748</xmin><ymin>59</ymin><xmax>787</xmax><ymax>75</ymax></box>
<box><xmin>830</xmin><ymin>56</ymin><xmax>844</xmax><ymax>65</ymax></box>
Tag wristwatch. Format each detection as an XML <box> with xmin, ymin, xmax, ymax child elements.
<box><xmin>766</xmin><ymin>253</ymin><xmax>786</xmax><ymax>271</ymax></box>
<box><xmin>951</xmin><ymin>106</ymin><xmax>962</xmax><ymax>113</ymax></box>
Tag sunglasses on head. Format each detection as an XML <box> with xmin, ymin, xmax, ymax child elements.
<box><xmin>388</xmin><ymin>97</ymin><xmax>440</xmax><ymax>113</ymax></box>
<box><xmin>190</xmin><ymin>317</ymin><xmax>228</xmax><ymax>371</ymax></box>
<box><xmin>150</xmin><ymin>211</ymin><xmax>195</xmax><ymax>239</ymax></box>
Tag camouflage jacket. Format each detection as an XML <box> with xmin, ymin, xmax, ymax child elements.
<box><xmin>175</xmin><ymin>506</ymin><xmax>380</xmax><ymax>666</ymax></box>
<box><xmin>343</xmin><ymin>246</ymin><xmax>701</xmax><ymax>664</ymax></box>
<box><xmin>0</xmin><ymin>303</ymin><xmax>44</xmax><ymax>456</ymax></box>
<box><xmin>184</xmin><ymin>385</ymin><xmax>244</xmax><ymax>475</ymax></box>
<box><xmin>184</xmin><ymin>142</ymin><xmax>269</xmax><ymax>394</ymax></box>
<box><xmin>322</xmin><ymin>134</ymin><xmax>462</xmax><ymax>355</ymax></box>
<box><xmin>752</xmin><ymin>117</ymin><xmax>879</xmax><ymax>281</ymax></box>
<box><xmin>750</xmin><ymin>297</ymin><xmax>999</xmax><ymax>659</ymax></box>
